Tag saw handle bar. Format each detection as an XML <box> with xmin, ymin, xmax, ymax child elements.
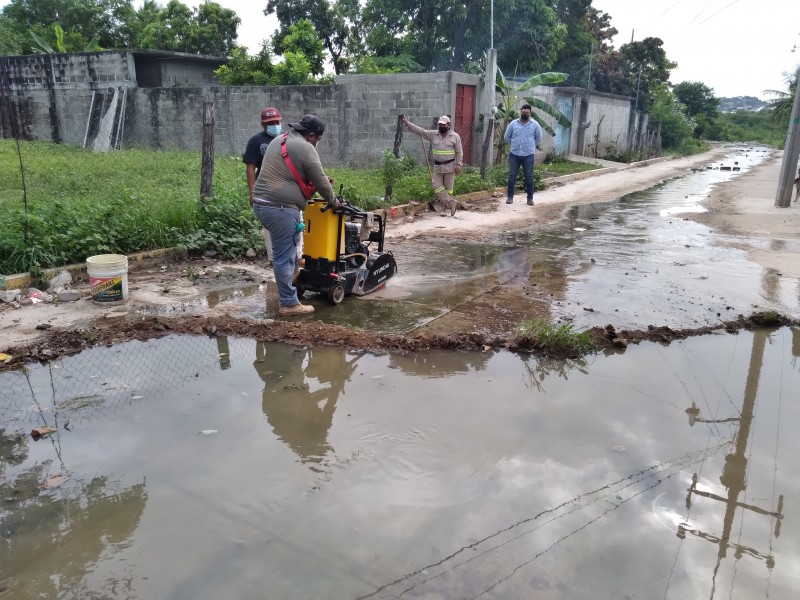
<box><xmin>320</xmin><ymin>183</ymin><xmax>345</xmax><ymax>213</ymax></box>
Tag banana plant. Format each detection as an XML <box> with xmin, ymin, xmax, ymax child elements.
<box><xmin>30</xmin><ymin>23</ymin><xmax>101</xmax><ymax>54</ymax></box>
<box><xmin>495</xmin><ymin>66</ymin><xmax>571</xmax><ymax>137</ymax></box>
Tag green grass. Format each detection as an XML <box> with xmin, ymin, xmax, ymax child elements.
<box><xmin>515</xmin><ymin>318</ymin><xmax>596</xmax><ymax>357</ymax></box>
<box><xmin>0</xmin><ymin>140</ymin><xmax>600</xmax><ymax>275</ymax></box>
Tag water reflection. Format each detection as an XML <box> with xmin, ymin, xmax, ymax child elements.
<box><xmin>0</xmin><ymin>469</ymin><xmax>146</xmax><ymax>598</ymax></box>
<box><xmin>2</xmin><ymin>327</ymin><xmax>799</xmax><ymax>598</ymax></box>
<box><xmin>678</xmin><ymin>328</ymin><xmax>784</xmax><ymax>596</ymax></box>
<box><xmin>389</xmin><ymin>349</ymin><xmax>491</xmax><ymax>378</ymax></box>
<box><xmin>254</xmin><ymin>343</ymin><xmax>361</xmax><ymax>470</ymax></box>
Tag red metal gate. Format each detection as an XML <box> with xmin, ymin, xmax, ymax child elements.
<box><xmin>455</xmin><ymin>84</ymin><xmax>475</xmax><ymax>164</ymax></box>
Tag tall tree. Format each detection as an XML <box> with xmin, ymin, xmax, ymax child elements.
<box><xmin>494</xmin><ymin>0</ymin><xmax>566</xmax><ymax>74</ymax></box>
<box><xmin>618</xmin><ymin>37</ymin><xmax>676</xmax><ymax>111</ymax></box>
<box><xmin>355</xmin><ymin>0</ymin><xmax>565</xmax><ymax>74</ymax></box>
<box><xmin>673</xmin><ymin>81</ymin><xmax>719</xmax><ymax>119</ymax></box>
<box><xmin>1</xmin><ymin>0</ymin><xmax>135</xmax><ymax>53</ymax></box>
<box><xmin>0</xmin><ymin>14</ymin><xmax>26</xmax><ymax>54</ymax></box>
<box><xmin>265</xmin><ymin>0</ymin><xmax>359</xmax><ymax>74</ymax></box>
<box><xmin>276</xmin><ymin>18</ymin><xmax>326</xmax><ymax>76</ymax></box>
<box><xmin>551</xmin><ymin>0</ymin><xmax>594</xmax><ymax>87</ymax></box>
<box><xmin>134</xmin><ymin>0</ymin><xmax>239</xmax><ymax>56</ymax></box>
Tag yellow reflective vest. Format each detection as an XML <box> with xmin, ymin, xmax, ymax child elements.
<box><xmin>405</xmin><ymin>122</ymin><xmax>464</xmax><ymax>173</ymax></box>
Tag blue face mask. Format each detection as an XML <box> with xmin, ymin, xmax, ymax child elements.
<box><xmin>265</xmin><ymin>124</ymin><xmax>282</xmax><ymax>136</ymax></box>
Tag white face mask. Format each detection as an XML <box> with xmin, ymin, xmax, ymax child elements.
<box><xmin>265</xmin><ymin>124</ymin><xmax>282</xmax><ymax>136</ymax></box>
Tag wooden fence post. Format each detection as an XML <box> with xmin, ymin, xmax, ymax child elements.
<box><xmin>384</xmin><ymin>114</ymin><xmax>404</xmax><ymax>202</ymax></box>
<box><xmin>200</xmin><ymin>101</ymin><xmax>215</xmax><ymax>204</ymax></box>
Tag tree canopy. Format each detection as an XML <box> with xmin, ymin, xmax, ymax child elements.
<box><xmin>0</xmin><ymin>0</ymin><xmax>239</xmax><ymax>56</ymax></box>
<box><xmin>0</xmin><ymin>0</ymin><xmax>695</xmax><ymax>114</ymax></box>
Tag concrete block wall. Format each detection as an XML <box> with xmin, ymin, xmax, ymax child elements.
<box><xmin>2</xmin><ymin>50</ymin><xmax>640</xmax><ymax>165</ymax></box>
<box><xmin>161</xmin><ymin>59</ymin><xmax>223</xmax><ymax>87</ymax></box>
<box><xmin>528</xmin><ymin>85</ymin><xmax>560</xmax><ymax>160</ymax></box>
<box><xmin>582</xmin><ymin>93</ymin><xmax>632</xmax><ymax>157</ymax></box>
<box><xmin>337</xmin><ymin>72</ymin><xmax>483</xmax><ymax>167</ymax></box>
<box><xmin>124</xmin><ymin>85</ymin><xmax>343</xmax><ymax>158</ymax></box>
<box><xmin>1</xmin><ymin>52</ymin><xmax>136</xmax><ymax>89</ymax></box>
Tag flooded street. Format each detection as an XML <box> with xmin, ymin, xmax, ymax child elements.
<box><xmin>2</xmin><ymin>328</ymin><xmax>799</xmax><ymax>598</ymax></box>
<box><xmin>347</xmin><ymin>146</ymin><xmax>799</xmax><ymax>335</ymax></box>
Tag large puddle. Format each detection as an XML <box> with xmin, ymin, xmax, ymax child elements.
<box><xmin>166</xmin><ymin>146</ymin><xmax>799</xmax><ymax>336</ymax></box>
<box><xmin>2</xmin><ymin>328</ymin><xmax>800</xmax><ymax>598</ymax></box>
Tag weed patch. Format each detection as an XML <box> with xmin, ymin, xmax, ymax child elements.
<box><xmin>515</xmin><ymin>318</ymin><xmax>596</xmax><ymax>357</ymax></box>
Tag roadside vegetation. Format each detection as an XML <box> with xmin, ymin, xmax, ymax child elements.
<box><xmin>514</xmin><ymin>319</ymin><xmax>596</xmax><ymax>358</ymax></box>
<box><xmin>712</xmin><ymin>111</ymin><xmax>789</xmax><ymax>148</ymax></box>
<box><xmin>0</xmin><ymin>140</ymin><xmax>599</xmax><ymax>276</ymax></box>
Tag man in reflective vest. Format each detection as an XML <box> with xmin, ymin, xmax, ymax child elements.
<box><xmin>403</xmin><ymin>115</ymin><xmax>463</xmax><ymax>216</ymax></box>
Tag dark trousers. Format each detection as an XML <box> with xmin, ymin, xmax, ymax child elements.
<box><xmin>508</xmin><ymin>152</ymin><xmax>535</xmax><ymax>200</ymax></box>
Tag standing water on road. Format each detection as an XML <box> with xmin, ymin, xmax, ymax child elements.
<box><xmin>360</xmin><ymin>146</ymin><xmax>799</xmax><ymax>335</ymax></box>
<box><xmin>2</xmin><ymin>328</ymin><xmax>799</xmax><ymax>598</ymax></box>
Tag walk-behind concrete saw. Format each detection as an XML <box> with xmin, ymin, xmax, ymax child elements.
<box><xmin>296</xmin><ymin>188</ymin><xmax>397</xmax><ymax>304</ymax></box>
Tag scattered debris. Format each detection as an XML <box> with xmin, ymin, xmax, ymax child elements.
<box><xmin>42</xmin><ymin>474</ymin><xmax>68</xmax><ymax>490</ymax></box>
<box><xmin>31</xmin><ymin>426</ymin><xmax>58</xmax><ymax>438</ymax></box>
<box><xmin>0</xmin><ymin>289</ymin><xmax>21</xmax><ymax>303</ymax></box>
<box><xmin>57</xmin><ymin>290</ymin><xmax>81</xmax><ymax>302</ymax></box>
<box><xmin>48</xmin><ymin>271</ymin><xmax>73</xmax><ymax>290</ymax></box>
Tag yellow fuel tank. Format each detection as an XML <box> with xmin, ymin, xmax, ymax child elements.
<box><xmin>303</xmin><ymin>200</ymin><xmax>344</xmax><ymax>262</ymax></box>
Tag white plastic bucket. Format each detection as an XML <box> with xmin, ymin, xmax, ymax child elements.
<box><xmin>86</xmin><ymin>254</ymin><xmax>129</xmax><ymax>305</ymax></box>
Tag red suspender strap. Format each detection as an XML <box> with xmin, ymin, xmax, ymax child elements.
<box><xmin>281</xmin><ymin>134</ymin><xmax>317</xmax><ymax>200</ymax></box>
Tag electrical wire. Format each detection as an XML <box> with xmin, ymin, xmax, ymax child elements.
<box><xmin>691</xmin><ymin>0</ymin><xmax>719</xmax><ymax>24</ymax></box>
<box><xmin>654</xmin><ymin>0</ymin><xmax>686</xmax><ymax>19</ymax></box>
<box><xmin>697</xmin><ymin>0</ymin><xmax>741</xmax><ymax>26</ymax></box>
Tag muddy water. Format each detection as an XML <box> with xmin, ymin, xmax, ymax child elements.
<box><xmin>344</xmin><ymin>146</ymin><xmax>797</xmax><ymax>334</ymax></box>
<box><xmin>2</xmin><ymin>328</ymin><xmax>800</xmax><ymax>598</ymax></box>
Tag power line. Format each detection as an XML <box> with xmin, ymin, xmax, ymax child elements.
<box><xmin>654</xmin><ymin>0</ymin><xmax>686</xmax><ymax>20</ymax></box>
<box><xmin>697</xmin><ymin>0</ymin><xmax>741</xmax><ymax>26</ymax></box>
<box><xmin>690</xmin><ymin>0</ymin><xmax>719</xmax><ymax>24</ymax></box>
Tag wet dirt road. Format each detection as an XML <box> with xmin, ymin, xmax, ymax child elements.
<box><xmin>1</xmin><ymin>327</ymin><xmax>799</xmax><ymax>598</ymax></box>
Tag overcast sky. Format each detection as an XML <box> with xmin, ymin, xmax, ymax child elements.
<box><xmin>173</xmin><ymin>0</ymin><xmax>799</xmax><ymax>99</ymax></box>
<box><xmin>6</xmin><ymin>0</ymin><xmax>799</xmax><ymax>99</ymax></box>
<box><xmin>596</xmin><ymin>0</ymin><xmax>800</xmax><ymax>99</ymax></box>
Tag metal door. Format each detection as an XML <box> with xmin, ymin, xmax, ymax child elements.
<box><xmin>554</xmin><ymin>96</ymin><xmax>574</xmax><ymax>155</ymax></box>
<box><xmin>455</xmin><ymin>84</ymin><xmax>475</xmax><ymax>164</ymax></box>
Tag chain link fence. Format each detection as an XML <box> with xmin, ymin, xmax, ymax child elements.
<box><xmin>0</xmin><ymin>334</ymin><xmax>253</xmax><ymax>431</ymax></box>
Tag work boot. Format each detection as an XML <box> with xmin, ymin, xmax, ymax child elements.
<box><xmin>278</xmin><ymin>303</ymin><xmax>314</xmax><ymax>317</ymax></box>
<box><xmin>506</xmin><ymin>197</ymin><xmax>513</xmax><ymax>204</ymax></box>
<box><xmin>449</xmin><ymin>200</ymin><xmax>457</xmax><ymax>216</ymax></box>
<box><xmin>527</xmin><ymin>198</ymin><xmax>534</xmax><ymax>206</ymax></box>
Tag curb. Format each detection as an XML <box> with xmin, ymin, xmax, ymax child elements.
<box><xmin>382</xmin><ymin>164</ymin><xmax>617</xmax><ymax>220</ymax></box>
<box><xmin>1</xmin><ymin>247</ymin><xmax>186</xmax><ymax>290</ymax></box>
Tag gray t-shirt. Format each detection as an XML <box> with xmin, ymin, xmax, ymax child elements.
<box><xmin>252</xmin><ymin>130</ymin><xmax>334</xmax><ymax>211</ymax></box>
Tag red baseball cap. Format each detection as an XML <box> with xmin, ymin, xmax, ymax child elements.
<box><xmin>260</xmin><ymin>107</ymin><xmax>281</xmax><ymax>123</ymax></box>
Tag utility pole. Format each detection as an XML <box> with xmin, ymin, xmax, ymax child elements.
<box><xmin>587</xmin><ymin>43</ymin><xmax>594</xmax><ymax>91</ymax></box>
<box><xmin>681</xmin><ymin>329</ymin><xmax>785</xmax><ymax>595</ymax></box>
<box><xmin>482</xmin><ymin>0</ymin><xmax>497</xmax><ymax>175</ymax></box>
<box><xmin>774</xmin><ymin>66</ymin><xmax>800</xmax><ymax>207</ymax></box>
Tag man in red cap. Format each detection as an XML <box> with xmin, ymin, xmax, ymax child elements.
<box><xmin>243</xmin><ymin>107</ymin><xmax>283</xmax><ymax>260</ymax></box>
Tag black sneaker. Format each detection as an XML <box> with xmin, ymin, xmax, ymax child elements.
<box><xmin>527</xmin><ymin>199</ymin><xmax>534</xmax><ymax>206</ymax></box>
<box><xmin>506</xmin><ymin>198</ymin><xmax>513</xmax><ymax>204</ymax></box>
